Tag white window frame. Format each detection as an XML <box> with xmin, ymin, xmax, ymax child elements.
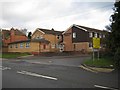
<box><xmin>26</xmin><ymin>42</ymin><xmax>30</xmax><ymax>48</ymax></box>
<box><xmin>20</xmin><ymin>43</ymin><xmax>23</xmax><ymax>48</ymax></box>
<box><xmin>73</xmin><ymin>32</ymin><xmax>76</xmax><ymax>38</ymax></box>
<box><xmin>95</xmin><ymin>32</ymin><xmax>97</xmax><ymax>38</ymax></box>
<box><xmin>99</xmin><ymin>33</ymin><xmax>102</xmax><ymax>38</ymax></box>
<box><xmin>89</xmin><ymin>32</ymin><xmax>93</xmax><ymax>37</ymax></box>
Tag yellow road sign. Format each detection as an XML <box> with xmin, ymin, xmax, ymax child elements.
<box><xmin>93</xmin><ymin>37</ymin><xmax>100</xmax><ymax>49</ymax></box>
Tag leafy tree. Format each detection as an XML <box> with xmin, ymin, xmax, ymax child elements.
<box><xmin>28</xmin><ymin>32</ymin><xmax>32</xmax><ymax>39</ymax></box>
<box><xmin>106</xmin><ymin>1</ymin><xmax>120</xmax><ymax>68</ymax></box>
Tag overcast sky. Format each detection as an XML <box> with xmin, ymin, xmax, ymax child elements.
<box><xmin>0</xmin><ymin>0</ymin><xmax>115</xmax><ymax>33</ymax></box>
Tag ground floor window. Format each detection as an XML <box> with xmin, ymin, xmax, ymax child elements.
<box><xmin>89</xmin><ymin>42</ymin><xmax>93</xmax><ymax>47</ymax></box>
<box><xmin>20</xmin><ymin>43</ymin><xmax>23</xmax><ymax>48</ymax></box>
<box><xmin>26</xmin><ymin>42</ymin><xmax>30</xmax><ymax>48</ymax></box>
<box><xmin>10</xmin><ymin>45</ymin><xmax>12</xmax><ymax>48</ymax></box>
<box><xmin>51</xmin><ymin>44</ymin><xmax>55</xmax><ymax>48</ymax></box>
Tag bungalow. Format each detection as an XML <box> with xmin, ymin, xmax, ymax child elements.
<box><xmin>62</xmin><ymin>24</ymin><xmax>107</xmax><ymax>52</ymax></box>
<box><xmin>8</xmin><ymin>39</ymin><xmax>50</xmax><ymax>53</ymax></box>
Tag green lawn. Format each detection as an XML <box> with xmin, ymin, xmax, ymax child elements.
<box><xmin>83</xmin><ymin>58</ymin><xmax>115</xmax><ymax>68</ymax></box>
<box><xmin>0</xmin><ymin>53</ymin><xmax>31</xmax><ymax>59</ymax></box>
<box><xmin>0</xmin><ymin>53</ymin><xmax>2</xmax><ymax>58</ymax></box>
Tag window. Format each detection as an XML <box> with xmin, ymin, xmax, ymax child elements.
<box><xmin>89</xmin><ymin>42</ymin><xmax>93</xmax><ymax>47</ymax></box>
<box><xmin>89</xmin><ymin>32</ymin><xmax>93</xmax><ymax>37</ymax></box>
<box><xmin>73</xmin><ymin>32</ymin><xmax>76</xmax><ymax>38</ymax></box>
<box><xmin>15</xmin><ymin>44</ymin><xmax>18</xmax><ymax>48</ymax></box>
<box><xmin>99</xmin><ymin>33</ymin><xmax>102</xmax><ymax>38</ymax></box>
<box><xmin>36</xmin><ymin>36</ymin><xmax>39</xmax><ymax>39</ymax></box>
<box><xmin>95</xmin><ymin>32</ymin><xmax>97</xmax><ymax>38</ymax></box>
<box><xmin>26</xmin><ymin>42</ymin><xmax>30</xmax><ymax>48</ymax></box>
<box><xmin>40</xmin><ymin>35</ymin><xmax>43</xmax><ymax>39</ymax></box>
<box><xmin>57</xmin><ymin>35</ymin><xmax>60</xmax><ymax>39</ymax></box>
<box><xmin>51</xmin><ymin>44</ymin><xmax>55</xmax><ymax>48</ymax></box>
<box><xmin>20</xmin><ymin>43</ymin><xmax>23</xmax><ymax>48</ymax></box>
<box><xmin>92</xmin><ymin>32</ymin><xmax>95</xmax><ymax>37</ymax></box>
<box><xmin>56</xmin><ymin>44</ymin><xmax>59</xmax><ymax>48</ymax></box>
<box><xmin>10</xmin><ymin>45</ymin><xmax>12</xmax><ymax>48</ymax></box>
<box><xmin>97</xmin><ymin>33</ymin><xmax>99</xmax><ymax>38</ymax></box>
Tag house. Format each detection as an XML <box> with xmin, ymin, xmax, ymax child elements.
<box><xmin>2</xmin><ymin>27</ymin><xmax>28</xmax><ymax>52</ymax></box>
<box><xmin>62</xmin><ymin>24</ymin><xmax>107</xmax><ymax>52</ymax></box>
<box><xmin>32</xmin><ymin>28</ymin><xmax>63</xmax><ymax>52</ymax></box>
<box><xmin>8</xmin><ymin>28</ymin><xmax>63</xmax><ymax>53</ymax></box>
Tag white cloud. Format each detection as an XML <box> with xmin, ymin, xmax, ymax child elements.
<box><xmin>1</xmin><ymin>1</ymin><xmax>114</xmax><ymax>32</ymax></box>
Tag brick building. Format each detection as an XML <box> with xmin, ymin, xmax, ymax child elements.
<box><xmin>2</xmin><ymin>28</ymin><xmax>28</xmax><ymax>52</ymax></box>
<box><xmin>62</xmin><ymin>24</ymin><xmax>107</xmax><ymax>52</ymax></box>
<box><xmin>8</xmin><ymin>28</ymin><xmax>63</xmax><ymax>53</ymax></box>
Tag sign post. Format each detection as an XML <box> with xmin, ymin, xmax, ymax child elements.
<box><xmin>93</xmin><ymin>37</ymin><xmax>100</xmax><ymax>60</ymax></box>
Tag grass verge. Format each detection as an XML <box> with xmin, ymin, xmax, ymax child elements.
<box><xmin>83</xmin><ymin>58</ymin><xmax>115</xmax><ymax>68</ymax></box>
<box><xmin>0</xmin><ymin>53</ymin><xmax>31</xmax><ymax>59</ymax></box>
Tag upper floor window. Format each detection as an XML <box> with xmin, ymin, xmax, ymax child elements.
<box><xmin>95</xmin><ymin>32</ymin><xmax>97</xmax><ymax>38</ymax></box>
<box><xmin>36</xmin><ymin>35</ymin><xmax>43</xmax><ymax>39</ymax></box>
<box><xmin>89</xmin><ymin>32</ymin><xmax>93</xmax><ymax>37</ymax></box>
<box><xmin>20</xmin><ymin>43</ymin><xmax>23</xmax><ymax>48</ymax></box>
<box><xmin>92</xmin><ymin>32</ymin><xmax>95</xmax><ymax>37</ymax></box>
<box><xmin>26</xmin><ymin>42</ymin><xmax>30</xmax><ymax>48</ymax></box>
<box><xmin>57</xmin><ymin>35</ymin><xmax>60</xmax><ymax>39</ymax></box>
<box><xmin>73</xmin><ymin>32</ymin><xmax>76</xmax><ymax>38</ymax></box>
<box><xmin>99</xmin><ymin>33</ymin><xmax>102</xmax><ymax>38</ymax></box>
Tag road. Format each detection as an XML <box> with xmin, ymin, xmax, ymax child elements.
<box><xmin>2</xmin><ymin>56</ymin><xmax>118</xmax><ymax>89</ymax></box>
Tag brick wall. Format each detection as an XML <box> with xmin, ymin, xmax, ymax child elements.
<box><xmin>63</xmin><ymin>28</ymin><xmax>73</xmax><ymax>51</ymax></box>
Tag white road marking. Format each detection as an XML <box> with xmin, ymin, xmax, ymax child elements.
<box><xmin>17</xmin><ymin>70</ymin><xmax>58</xmax><ymax>80</ymax></box>
<box><xmin>94</xmin><ymin>85</ymin><xmax>118</xmax><ymax>90</ymax></box>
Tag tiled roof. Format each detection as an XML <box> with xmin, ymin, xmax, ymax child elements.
<box><xmin>2</xmin><ymin>28</ymin><xmax>26</xmax><ymax>36</ymax></box>
<box><xmin>37</xmin><ymin>28</ymin><xmax>63</xmax><ymax>35</ymax></box>
<box><xmin>31</xmin><ymin>39</ymin><xmax>50</xmax><ymax>44</ymax></box>
<box><xmin>2</xmin><ymin>29</ymin><xmax>10</xmax><ymax>34</ymax></box>
<box><xmin>8</xmin><ymin>38</ymin><xmax>50</xmax><ymax>44</ymax></box>
<box><xmin>11</xmin><ymin>28</ymin><xmax>26</xmax><ymax>36</ymax></box>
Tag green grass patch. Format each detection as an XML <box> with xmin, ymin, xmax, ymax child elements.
<box><xmin>1</xmin><ymin>53</ymin><xmax>31</xmax><ymax>59</ymax></box>
<box><xmin>83</xmin><ymin>58</ymin><xmax>115</xmax><ymax>68</ymax></box>
<box><xmin>0</xmin><ymin>53</ymin><xmax>2</xmax><ymax>58</ymax></box>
